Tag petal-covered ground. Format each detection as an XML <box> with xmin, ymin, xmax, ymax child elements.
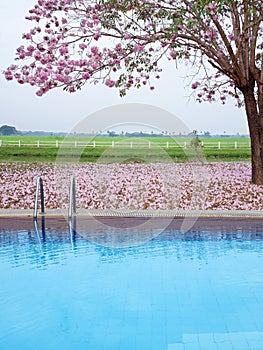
<box><xmin>0</xmin><ymin>162</ymin><xmax>262</xmax><ymax>210</ymax></box>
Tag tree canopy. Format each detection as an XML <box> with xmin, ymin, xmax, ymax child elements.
<box><xmin>3</xmin><ymin>0</ymin><xmax>263</xmax><ymax>183</ymax></box>
<box><xmin>4</xmin><ymin>1</ymin><xmax>262</xmax><ymax>103</ymax></box>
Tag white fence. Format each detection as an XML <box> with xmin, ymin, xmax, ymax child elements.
<box><xmin>0</xmin><ymin>139</ymin><xmax>251</xmax><ymax>150</ymax></box>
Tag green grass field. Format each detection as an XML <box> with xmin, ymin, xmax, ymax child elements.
<box><xmin>0</xmin><ymin>135</ymin><xmax>251</xmax><ymax>162</ymax></box>
<box><xmin>0</xmin><ymin>135</ymin><xmax>251</xmax><ymax>143</ymax></box>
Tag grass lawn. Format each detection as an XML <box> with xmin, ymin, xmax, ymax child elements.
<box><xmin>0</xmin><ymin>136</ymin><xmax>251</xmax><ymax>162</ymax></box>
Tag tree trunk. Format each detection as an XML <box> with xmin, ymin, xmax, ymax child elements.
<box><xmin>243</xmin><ymin>89</ymin><xmax>263</xmax><ymax>185</ymax></box>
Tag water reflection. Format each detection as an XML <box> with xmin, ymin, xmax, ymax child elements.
<box><xmin>33</xmin><ymin>217</ymin><xmax>46</xmax><ymax>244</ymax></box>
<box><xmin>68</xmin><ymin>216</ymin><xmax>77</xmax><ymax>250</ymax></box>
<box><xmin>0</xmin><ymin>217</ymin><xmax>263</xmax><ymax>269</ymax></box>
<box><xmin>1</xmin><ymin>218</ymin><xmax>263</xmax><ymax>350</ymax></box>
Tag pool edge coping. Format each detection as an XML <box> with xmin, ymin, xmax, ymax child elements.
<box><xmin>0</xmin><ymin>209</ymin><xmax>263</xmax><ymax>218</ymax></box>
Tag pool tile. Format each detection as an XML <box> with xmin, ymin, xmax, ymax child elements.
<box><xmin>182</xmin><ymin>333</ymin><xmax>200</xmax><ymax>344</ymax></box>
<box><xmin>247</xmin><ymin>339</ymin><xmax>263</xmax><ymax>350</ymax></box>
<box><xmin>245</xmin><ymin>332</ymin><xmax>263</xmax><ymax>341</ymax></box>
<box><xmin>214</xmin><ymin>341</ymin><xmax>234</xmax><ymax>350</ymax></box>
<box><xmin>198</xmin><ymin>332</ymin><xmax>215</xmax><ymax>344</ymax></box>
<box><xmin>183</xmin><ymin>343</ymin><xmax>202</xmax><ymax>350</ymax></box>
<box><xmin>228</xmin><ymin>332</ymin><xmax>247</xmax><ymax>341</ymax></box>
<box><xmin>167</xmin><ymin>343</ymin><xmax>185</xmax><ymax>350</ymax></box>
<box><xmin>213</xmin><ymin>332</ymin><xmax>230</xmax><ymax>343</ymax></box>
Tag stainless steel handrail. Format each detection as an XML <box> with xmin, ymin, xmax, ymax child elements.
<box><xmin>68</xmin><ymin>176</ymin><xmax>76</xmax><ymax>219</ymax></box>
<box><xmin>33</xmin><ymin>177</ymin><xmax>45</xmax><ymax>219</ymax></box>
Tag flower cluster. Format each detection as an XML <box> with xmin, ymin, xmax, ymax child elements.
<box><xmin>5</xmin><ymin>0</ymin><xmax>262</xmax><ymax>103</ymax></box>
<box><xmin>4</xmin><ymin>0</ymin><xmax>163</xmax><ymax>96</ymax></box>
<box><xmin>0</xmin><ymin>162</ymin><xmax>262</xmax><ymax>211</ymax></box>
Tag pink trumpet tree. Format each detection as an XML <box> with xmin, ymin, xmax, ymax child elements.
<box><xmin>4</xmin><ymin>0</ymin><xmax>263</xmax><ymax>184</ymax></box>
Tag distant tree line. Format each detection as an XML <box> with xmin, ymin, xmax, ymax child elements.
<box><xmin>0</xmin><ymin>125</ymin><xmax>248</xmax><ymax>138</ymax></box>
<box><xmin>0</xmin><ymin>125</ymin><xmax>19</xmax><ymax>136</ymax></box>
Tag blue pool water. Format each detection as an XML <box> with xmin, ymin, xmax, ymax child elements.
<box><xmin>1</xmin><ymin>218</ymin><xmax>263</xmax><ymax>350</ymax></box>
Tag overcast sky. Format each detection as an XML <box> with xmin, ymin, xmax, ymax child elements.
<box><xmin>0</xmin><ymin>0</ymin><xmax>249</xmax><ymax>135</ymax></box>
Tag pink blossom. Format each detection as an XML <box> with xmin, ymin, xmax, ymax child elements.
<box><xmin>170</xmin><ymin>50</ymin><xmax>177</xmax><ymax>59</ymax></box>
<box><xmin>105</xmin><ymin>79</ymin><xmax>115</xmax><ymax>87</ymax></box>
<box><xmin>90</xmin><ymin>46</ymin><xmax>99</xmax><ymax>55</ymax></box>
<box><xmin>59</xmin><ymin>46</ymin><xmax>68</xmax><ymax>55</ymax></box>
<box><xmin>191</xmin><ymin>82</ymin><xmax>200</xmax><ymax>89</ymax></box>
<box><xmin>79</xmin><ymin>43</ymin><xmax>87</xmax><ymax>50</ymax></box>
<box><xmin>134</xmin><ymin>44</ymin><xmax>144</xmax><ymax>52</ymax></box>
<box><xmin>82</xmin><ymin>72</ymin><xmax>90</xmax><ymax>79</ymax></box>
<box><xmin>4</xmin><ymin>71</ymin><xmax>13</xmax><ymax>81</ymax></box>
<box><xmin>205</xmin><ymin>30</ymin><xmax>218</xmax><ymax>39</ymax></box>
<box><xmin>93</xmin><ymin>33</ymin><xmax>101</xmax><ymax>41</ymax></box>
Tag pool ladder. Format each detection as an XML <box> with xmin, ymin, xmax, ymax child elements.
<box><xmin>34</xmin><ymin>177</ymin><xmax>45</xmax><ymax>219</ymax></box>
<box><xmin>68</xmin><ymin>176</ymin><xmax>76</xmax><ymax>219</ymax></box>
<box><xmin>33</xmin><ymin>176</ymin><xmax>77</xmax><ymax>219</ymax></box>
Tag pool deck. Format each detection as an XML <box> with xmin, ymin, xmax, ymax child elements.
<box><xmin>0</xmin><ymin>209</ymin><xmax>262</xmax><ymax>218</ymax></box>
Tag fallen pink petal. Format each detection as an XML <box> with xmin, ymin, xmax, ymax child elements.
<box><xmin>1</xmin><ymin>162</ymin><xmax>262</xmax><ymax>211</ymax></box>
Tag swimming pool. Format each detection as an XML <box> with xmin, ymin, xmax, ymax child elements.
<box><xmin>1</xmin><ymin>217</ymin><xmax>263</xmax><ymax>350</ymax></box>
